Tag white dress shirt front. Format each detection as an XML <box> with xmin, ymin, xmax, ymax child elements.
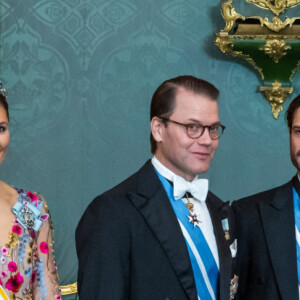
<box><xmin>151</xmin><ymin>156</ymin><xmax>219</xmax><ymax>268</ymax></box>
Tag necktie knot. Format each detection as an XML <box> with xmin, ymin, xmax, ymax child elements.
<box><xmin>173</xmin><ymin>176</ymin><xmax>208</xmax><ymax>201</ymax></box>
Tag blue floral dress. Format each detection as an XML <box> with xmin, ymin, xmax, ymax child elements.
<box><xmin>0</xmin><ymin>189</ymin><xmax>61</xmax><ymax>300</ymax></box>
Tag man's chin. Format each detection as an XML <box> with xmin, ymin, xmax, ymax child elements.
<box><xmin>194</xmin><ymin>165</ymin><xmax>210</xmax><ymax>175</ymax></box>
<box><xmin>292</xmin><ymin>159</ymin><xmax>300</xmax><ymax>173</ymax></box>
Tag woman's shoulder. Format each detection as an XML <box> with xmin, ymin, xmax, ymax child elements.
<box><xmin>14</xmin><ymin>188</ymin><xmax>43</xmax><ymax>201</ymax></box>
<box><xmin>0</xmin><ymin>181</ymin><xmax>44</xmax><ymax>203</ymax></box>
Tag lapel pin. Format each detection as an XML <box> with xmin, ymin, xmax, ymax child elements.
<box><xmin>222</xmin><ymin>218</ymin><xmax>230</xmax><ymax>241</ymax></box>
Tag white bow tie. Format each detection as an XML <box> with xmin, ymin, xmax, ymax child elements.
<box><xmin>173</xmin><ymin>176</ymin><xmax>208</xmax><ymax>201</ymax></box>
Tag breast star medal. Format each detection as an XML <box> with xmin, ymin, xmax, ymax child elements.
<box><xmin>187</xmin><ymin>213</ymin><xmax>201</xmax><ymax>227</ymax></box>
<box><xmin>185</xmin><ymin>193</ymin><xmax>201</xmax><ymax>228</ymax></box>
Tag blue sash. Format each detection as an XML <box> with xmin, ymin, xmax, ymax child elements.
<box><xmin>293</xmin><ymin>188</ymin><xmax>300</xmax><ymax>285</ymax></box>
<box><xmin>156</xmin><ymin>171</ymin><xmax>219</xmax><ymax>300</ymax></box>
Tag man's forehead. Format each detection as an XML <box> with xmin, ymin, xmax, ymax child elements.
<box><xmin>293</xmin><ymin>107</ymin><xmax>300</xmax><ymax>124</ymax></box>
<box><xmin>175</xmin><ymin>88</ymin><xmax>216</xmax><ymax>104</ymax></box>
<box><xmin>171</xmin><ymin>96</ymin><xmax>219</xmax><ymax>124</ymax></box>
<box><xmin>175</xmin><ymin>86</ymin><xmax>209</xmax><ymax>97</ymax></box>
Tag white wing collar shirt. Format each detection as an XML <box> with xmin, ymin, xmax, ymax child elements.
<box><xmin>151</xmin><ymin>156</ymin><xmax>219</xmax><ymax>268</ymax></box>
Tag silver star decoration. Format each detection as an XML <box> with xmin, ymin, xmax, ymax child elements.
<box><xmin>187</xmin><ymin>213</ymin><xmax>202</xmax><ymax>228</ymax></box>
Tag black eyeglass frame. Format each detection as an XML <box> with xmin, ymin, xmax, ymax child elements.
<box><xmin>159</xmin><ymin>116</ymin><xmax>226</xmax><ymax>140</ymax></box>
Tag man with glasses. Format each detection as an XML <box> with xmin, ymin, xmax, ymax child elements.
<box><xmin>76</xmin><ymin>75</ymin><xmax>235</xmax><ymax>300</ymax></box>
<box><xmin>232</xmin><ymin>95</ymin><xmax>300</xmax><ymax>300</ymax></box>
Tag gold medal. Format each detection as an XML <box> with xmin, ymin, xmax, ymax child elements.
<box><xmin>230</xmin><ymin>275</ymin><xmax>238</xmax><ymax>300</ymax></box>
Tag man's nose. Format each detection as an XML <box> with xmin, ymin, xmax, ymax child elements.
<box><xmin>197</xmin><ymin>127</ymin><xmax>213</xmax><ymax>145</ymax></box>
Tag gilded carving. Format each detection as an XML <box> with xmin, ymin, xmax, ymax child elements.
<box><xmin>263</xmin><ymin>16</ymin><xmax>299</xmax><ymax>32</ymax></box>
<box><xmin>290</xmin><ymin>58</ymin><xmax>300</xmax><ymax>81</ymax></box>
<box><xmin>215</xmin><ymin>34</ymin><xmax>234</xmax><ymax>53</ymax></box>
<box><xmin>259</xmin><ymin>38</ymin><xmax>291</xmax><ymax>62</ymax></box>
<box><xmin>221</xmin><ymin>0</ymin><xmax>300</xmax><ymax>32</ymax></box>
<box><xmin>215</xmin><ymin>34</ymin><xmax>265</xmax><ymax>79</ymax></box>
<box><xmin>216</xmin><ymin>0</ymin><xmax>300</xmax><ymax>118</ymax></box>
<box><xmin>221</xmin><ymin>0</ymin><xmax>245</xmax><ymax>32</ymax></box>
<box><xmin>260</xmin><ymin>81</ymin><xmax>293</xmax><ymax>118</ymax></box>
<box><xmin>60</xmin><ymin>282</ymin><xmax>78</xmax><ymax>295</ymax></box>
<box><xmin>246</xmin><ymin>0</ymin><xmax>300</xmax><ymax>16</ymax></box>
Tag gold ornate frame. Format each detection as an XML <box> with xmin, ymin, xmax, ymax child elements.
<box><xmin>246</xmin><ymin>0</ymin><xmax>300</xmax><ymax>15</ymax></box>
<box><xmin>215</xmin><ymin>0</ymin><xmax>300</xmax><ymax>118</ymax></box>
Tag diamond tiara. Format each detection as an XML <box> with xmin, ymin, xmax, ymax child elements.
<box><xmin>0</xmin><ymin>82</ymin><xmax>7</xmax><ymax>98</ymax></box>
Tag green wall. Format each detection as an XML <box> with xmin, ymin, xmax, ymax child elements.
<box><xmin>0</xmin><ymin>0</ymin><xmax>297</xmax><ymax>294</ymax></box>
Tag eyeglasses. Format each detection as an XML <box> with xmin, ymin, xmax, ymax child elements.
<box><xmin>159</xmin><ymin>116</ymin><xmax>225</xmax><ymax>140</ymax></box>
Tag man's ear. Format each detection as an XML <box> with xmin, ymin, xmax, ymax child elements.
<box><xmin>151</xmin><ymin>117</ymin><xmax>164</xmax><ymax>143</ymax></box>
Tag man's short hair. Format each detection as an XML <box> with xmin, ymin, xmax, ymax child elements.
<box><xmin>286</xmin><ymin>94</ymin><xmax>300</xmax><ymax>128</ymax></box>
<box><xmin>150</xmin><ymin>75</ymin><xmax>219</xmax><ymax>154</ymax></box>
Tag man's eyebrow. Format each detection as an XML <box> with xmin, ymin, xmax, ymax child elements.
<box><xmin>186</xmin><ymin>119</ymin><xmax>221</xmax><ymax>125</ymax></box>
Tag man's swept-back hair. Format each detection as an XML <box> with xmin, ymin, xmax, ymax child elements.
<box><xmin>286</xmin><ymin>94</ymin><xmax>300</xmax><ymax>128</ymax></box>
<box><xmin>150</xmin><ymin>75</ymin><xmax>219</xmax><ymax>154</ymax></box>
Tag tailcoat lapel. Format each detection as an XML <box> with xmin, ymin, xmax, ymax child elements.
<box><xmin>207</xmin><ymin>194</ymin><xmax>232</xmax><ymax>300</ymax></box>
<box><xmin>259</xmin><ymin>181</ymin><xmax>299</xmax><ymax>300</ymax></box>
<box><xmin>128</xmin><ymin>161</ymin><xmax>198</xmax><ymax>300</ymax></box>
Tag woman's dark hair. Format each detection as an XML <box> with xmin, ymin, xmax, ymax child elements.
<box><xmin>0</xmin><ymin>94</ymin><xmax>9</xmax><ymax>121</ymax></box>
<box><xmin>0</xmin><ymin>83</ymin><xmax>9</xmax><ymax>121</ymax></box>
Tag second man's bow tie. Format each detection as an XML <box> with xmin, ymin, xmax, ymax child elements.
<box><xmin>173</xmin><ymin>176</ymin><xmax>208</xmax><ymax>201</ymax></box>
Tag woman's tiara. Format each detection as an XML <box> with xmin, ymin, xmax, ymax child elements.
<box><xmin>0</xmin><ymin>82</ymin><xmax>7</xmax><ymax>98</ymax></box>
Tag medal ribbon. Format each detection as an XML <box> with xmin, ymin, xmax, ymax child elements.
<box><xmin>156</xmin><ymin>170</ymin><xmax>219</xmax><ymax>300</ymax></box>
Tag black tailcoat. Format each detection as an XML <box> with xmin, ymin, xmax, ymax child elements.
<box><xmin>76</xmin><ymin>160</ymin><xmax>233</xmax><ymax>300</ymax></box>
<box><xmin>232</xmin><ymin>178</ymin><xmax>299</xmax><ymax>300</ymax></box>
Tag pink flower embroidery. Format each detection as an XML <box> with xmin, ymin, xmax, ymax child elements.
<box><xmin>8</xmin><ymin>261</ymin><xmax>17</xmax><ymax>272</ymax></box>
<box><xmin>53</xmin><ymin>260</ymin><xmax>57</xmax><ymax>270</ymax></box>
<box><xmin>12</xmin><ymin>225</ymin><xmax>22</xmax><ymax>235</ymax></box>
<box><xmin>55</xmin><ymin>296</ymin><xmax>62</xmax><ymax>300</ymax></box>
<box><xmin>1</xmin><ymin>271</ymin><xmax>7</xmax><ymax>278</ymax></box>
<box><xmin>1</xmin><ymin>247</ymin><xmax>8</xmax><ymax>255</ymax></box>
<box><xmin>40</xmin><ymin>242</ymin><xmax>49</xmax><ymax>254</ymax></box>
<box><xmin>41</xmin><ymin>214</ymin><xmax>49</xmax><ymax>222</ymax></box>
<box><xmin>29</xmin><ymin>229</ymin><xmax>35</xmax><ymax>239</ymax></box>
<box><xmin>30</xmin><ymin>270</ymin><xmax>36</xmax><ymax>284</ymax></box>
<box><xmin>5</xmin><ymin>272</ymin><xmax>23</xmax><ymax>293</ymax></box>
<box><xmin>26</xmin><ymin>192</ymin><xmax>37</xmax><ymax>201</ymax></box>
<box><xmin>27</xmin><ymin>192</ymin><xmax>38</xmax><ymax>206</ymax></box>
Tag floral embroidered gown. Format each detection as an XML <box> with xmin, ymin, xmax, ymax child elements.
<box><xmin>0</xmin><ymin>189</ymin><xmax>61</xmax><ymax>300</ymax></box>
